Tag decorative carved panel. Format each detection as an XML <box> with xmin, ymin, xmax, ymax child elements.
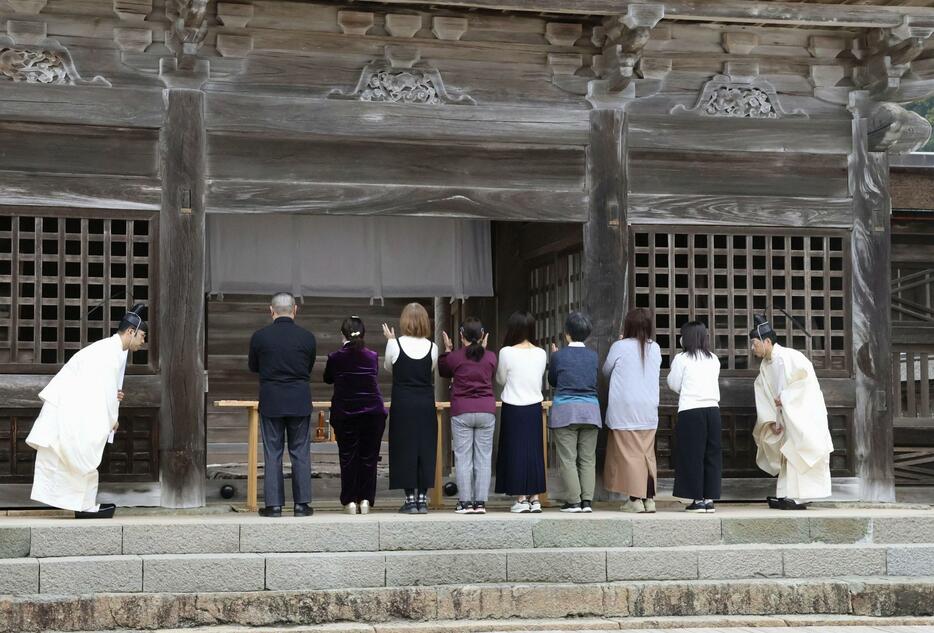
<box><xmin>0</xmin><ymin>36</ymin><xmax>110</xmax><ymax>86</ymax></box>
<box><xmin>0</xmin><ymin>210</ymin><xmax>157</xmax><ymax>372</ymax></box>
<box><xmin>673</xmin><ymin>74</ymin><xmax>806</xmax><ymax>119</ymax></box>
<box><xmin>330</xmin><ymin>47</ymin><xmax>475</xmax><ymax>105</ymax></box>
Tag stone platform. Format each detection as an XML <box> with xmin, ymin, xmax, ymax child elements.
<box><xmin>1</xmin><ymin>506</ymin><xmax>933</xmax><ymax>632</ymax></box>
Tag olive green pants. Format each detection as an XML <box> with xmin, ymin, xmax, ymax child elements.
<box><xmin>553</xmin><ymin>424</ymin><xmax>599</xmax><ymax>503</ymax></box>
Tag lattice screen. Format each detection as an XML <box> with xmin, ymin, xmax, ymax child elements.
<box><xmin>632</xmin><ymin>228</ymin><xmax>849</xmax><ymax>374</ymax></box>
<box><xmin>529</xmin><ymin>251</ymin><xmax>583</xmax><ymax>350</ymax></box>
<box><xmin>0</xmin><ymin>211</ymin><xmax>156</xmax><ymax>371</ymax></box>
<box><xmin>0</xmin><ymin>408</ymin><xmax>159</xmax><ymax>483</ymax></box>
<box><xmin>655</xmin><ymin>407</ymin><xmax>854</xmax><ymax>477</ymax></box>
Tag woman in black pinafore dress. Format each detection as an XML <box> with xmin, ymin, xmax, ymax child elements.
<box><xmin>383</xmin><ymin>303</ymin><xmax>437</xmax><ymax>514</ymax></box>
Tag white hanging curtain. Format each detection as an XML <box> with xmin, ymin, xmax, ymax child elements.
<box><xmin>206</xmin><ymin>214</ymin><xmax>493</xmax><ymax>299</ymax></box>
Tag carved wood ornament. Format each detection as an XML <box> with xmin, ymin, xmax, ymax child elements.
<box><xmin>673</xmin><ymin>73</ymin><xmax>806</xmax><ymax>119</ymax></box>
<box><xmin>330</xmin><ymin>46</ymin><xmax>475</xmax><ymax>105</ymax></box>
<box><xmin>0</xmin><ymin>32</ymin><xmax>110</xmax><ymax>86</ymax></box>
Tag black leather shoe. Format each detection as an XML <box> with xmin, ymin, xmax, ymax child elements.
<box><xmin>258</xmin><ymin>506</ymin><xmax>282</xmax><ymax>517</ymax></box>
<box><xmin>777</xmin><ymin>498</ymin><xmax>809</xmax><ymax>510</ymax></box>
<box><xmin>766</xmin><ymin>496</ymin><xmax>781</xmax><ymax>509</ymax></box>
<box><xmin>75</xmin><ymin>503</ymin><xmax>116</xmax><ymax>519</ymax></box>
<box><xmin>293</xmin><ymin>503</ymin><xmax>313</xmax><ymax>517</ymax></box>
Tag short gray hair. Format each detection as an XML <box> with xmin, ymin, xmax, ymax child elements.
<box><xmin>270</xmin><ymin>292</ymin><xmax>295</xmax><ymax>316</ymax></box>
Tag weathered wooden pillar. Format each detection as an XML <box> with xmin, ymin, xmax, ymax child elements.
<box><xmin>158</xmin><ymin>82</ymin><xmax>207</xmax><ymax>508</ymax></box>
<box><xmin>583</xmin><ymin>109</ymin><xmax>629</xmax><ymax>363</ymax></box>
<box><xmin>848</xmin><ymin>93</ymin><xmax>895</xmax><ymax>502</ymax></box>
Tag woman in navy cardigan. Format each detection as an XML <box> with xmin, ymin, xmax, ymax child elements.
<box><xmin>323</xmin><ymin>316</ymin><xmax>387</xmax><ymax>514</ymax></box>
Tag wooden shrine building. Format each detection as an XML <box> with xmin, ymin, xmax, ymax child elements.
<box><xmin>1</xmin><ymin>0</ymin><xmax>933</xmax><ymax>508</ymax></box>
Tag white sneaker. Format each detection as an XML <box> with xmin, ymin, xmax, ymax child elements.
<box><xmin>643</xmin><ymin>498</ymin><xmax>656</xmax><ymax>513</ymax></box>
<box><xmin>529</xmin><ymin>499</ymin><xmax>542</xmax><ymax>513</ymax></box>
<box><xmin>510</xmin><ymin>500</ymin><xmax>531</xmax><ymax>513</ymax></box>
<box><xmin>344</xmin><ymin>502</ymin><xmax>358</xmax><ymax>515</ymax></box>
<box><xmin>359</xmin><ymin>500</ymin><xmax>370</xmax><ymax>515</ymax></box>
<box><xmin>621</xmin><ymin>499</ymin><xmax>645</xmax><ymax>513</ymax></box>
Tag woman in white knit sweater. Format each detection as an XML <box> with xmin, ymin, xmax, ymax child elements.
<box><xmin>666</xmin><ymin>320</ymin><xmax>722</xmax><ymax>513</ymax></box>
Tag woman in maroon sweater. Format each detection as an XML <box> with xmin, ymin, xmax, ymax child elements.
<box><xmin>323</xmin><ymin>316</ymin><xmax>387</xmax><ymax>515</ymax></box>
<box><xmin>439</xmin><ymin>317</ymin><xmax>497</xmax><ymax>514</ymax></box>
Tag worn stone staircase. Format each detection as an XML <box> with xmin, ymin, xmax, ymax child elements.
<box><xmin>1</xmin><ymin>507</ymin><xmax>933</xmax><ymax>632</ymax></box>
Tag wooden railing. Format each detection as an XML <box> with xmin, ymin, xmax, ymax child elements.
<box><xmin>214</xmin><ymin>400</ymin><xmax>552</xmax><ymax>512</ymax></box>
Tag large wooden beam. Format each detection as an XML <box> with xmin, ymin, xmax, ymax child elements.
<box><xmin>628</xmin><ymin>193</ymin><xmax>852</xmax><ymax>228</ymax></box>
<box><xmin>0</xmin><ymin>375</ymin><xmax>162</xmax><ymax>409</ymax></box>
<box><xmin>206</xmin><ymin>180</ymin><xmax>588</xmax><ymax>222</ymax></box>
<box><xmin>348</xmin><ymin>0</ymin><xmax>934</xmax><ymax>28</ymax></box>
<box><xmin>583</xmin><ymin>110</ymin><xmax>628</xmax><ymax>366</ymax></box>
<box><xmin>849</xmin><ymin>95</ymin><xmax>895</xmax><ymax>502</ymax></box>
<box><xmin>158</xmin><ymin>87</ymin><xmax>207</xmax><ymax>509</ymax></box>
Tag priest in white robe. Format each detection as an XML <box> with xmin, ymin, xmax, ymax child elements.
<box><xmin>26</xmin><ymin>305</ymin><xmax>147</xmax><ymax>518</ymax></box>
<box><xmin>750</xmin><ymin>315</ymin><xmax>834</xmax><ymax>510</ymax></box>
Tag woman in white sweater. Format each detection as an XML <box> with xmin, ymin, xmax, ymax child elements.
<box><xmin>666</xmin><ymin>320</ymin><xmax>722</xmax><ymax>513</ymax></box>
<box><xmin>494</xmin><ymin>311</ymin><xmax>548</xmax><ymax>513</ymax></box>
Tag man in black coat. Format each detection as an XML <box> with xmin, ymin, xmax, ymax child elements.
<box><xmin>248</xmin><ymin>292</ymin><xmax>317</xmax><ymax>517</ymax></box>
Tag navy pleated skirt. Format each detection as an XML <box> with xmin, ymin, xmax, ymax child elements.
<box><xmin>495</xmin><ymin>402</ymin><xmax>546</xmax><ymax>496</ymax></box>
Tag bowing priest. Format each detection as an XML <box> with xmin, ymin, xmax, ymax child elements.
<box><xmin>750</xmin><ymin>314</ymin><xmax>835</xmax><ymax>510</ymax></box>
<box><xmin>26</xmin><ymin>305</ymin><xmax>148</xmax><ymax>519</ymax></box>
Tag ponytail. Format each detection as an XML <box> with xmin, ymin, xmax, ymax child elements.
<box><xmin>340</xmin><ymin>316</ymin><xmax>366</xmax><ymax>351</ymax></box>
<box><xmin>461</xmin><ymin>317</ymin><xmax>485</xmax><ymax>362</ymax></box>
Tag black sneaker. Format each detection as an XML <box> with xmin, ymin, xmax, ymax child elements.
<box><xmin>685</xmin><ymin>501</ymin><xmax>706</xmax><ymax>513</ymax></box>
<box><xmin>704</xmin><ymin>501</ymin><xmax>716</xmax><ymax>513</ymax></box>
<box><xmin>560</xmin><ymin>502</ymin><xmax>582</xmax><ymax>513</ymax></box>
<box><xmin>416</xmin><ymin>494</ymin><xmax>429</xmax><ymax>514</ymax></box>
<box><xmin>581</xmin><ymin>500</ymin><xmax>593</xmax><ymax>513</ymax></box>
<box><xmin>454</xmin><ymin>501</ymin><xmax>473</xmax><ymax>514</ymax></box>
<box><xmin>399</xmin><ymin>499</ymin><xmax>419</xmax><ymax>514</ymax></box>
<box><xmin>473</xmin><ymin>501</ymin><xmax>487</xmax><ymax>514</ymax></box>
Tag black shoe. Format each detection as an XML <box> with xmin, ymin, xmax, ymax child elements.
<box><xmin>704</xmin><ymin>501</ymin><xmax>716</xmax><ymax>513</ymax></box>
<box><xmin>766</xmin><ymin>496</ymin><xmax>781</xmax><ymax>509</ymax></box>
<box><xmin>293</xmin><ymin>503</ymin><xmax>313</xmax><ymax>517</ymax></box>
<box><xmin>473</xmin><ymin>501</ymin><xmax>486</xmax><ymax>514</ymax></box>
<box><xmin>75</xmin><ymin>503</ymin><xmax>116</xmax><ymax>519</ymax></box>
<box><xmin>777</xmin><ymin>498</ymin><xmax>809</xmax><ymax>510</ymax></box>
<box><xmin>454</xmin><ymin>501</ymin><xmax>473</xmax><ymax>514</ymax></box>
<box><xmin>399</xmin><ymin>499</ymin><xmax>419</xmax><ymax>514</ymax></box>
<box><xmin>581</xmin><ymin>500</ymin><xmax>593</xmax><ymax>513</ymax></box>
<box><xmin>416</xmin><ymin>496</ymin><xmax>429</xmax><ymax>514</ymax></box>
<box><xmin>259</xmin><ymin>506</ymin><xmax>282</xmax><ymax>517</ymax></box>
<box><xmin>685</xmin><ymin>501</ymin><xmax>706</xmax><ymax>513</ymax></box>
<box><xmin>560</xmin><ymin>502</ymin><xmax>582</xmax><ymax>513</ymax></box>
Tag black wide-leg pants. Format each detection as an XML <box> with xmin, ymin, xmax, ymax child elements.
<box><xmin>672</xmin><ymin>406</ymin><xmax>722</xmax><ymax>501</ymax></box>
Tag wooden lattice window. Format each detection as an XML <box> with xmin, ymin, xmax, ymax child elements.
<box><xmin>632</xmin><ymin>227</ymin><xmax>850</xmax><ymax>374</ymax></box>
<box><xmin>655</xmin><ymin>407</ymin><xmax>854</xmax><ymax>478</ymax></box>
<box><xmin>529</xmin><ymin>250</ymin><xmax>583</xmax><ymax>350</ymax></box>
<box><xmin>0</xmin><ymin>408</ymin><xmax>159</xmax><ymax>483</ymax></box>
<box><xmin>0</xmin><ymin>209</ymin><xmax>157</xmax><ymax>372</ymax></box>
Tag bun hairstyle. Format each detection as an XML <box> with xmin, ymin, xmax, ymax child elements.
<box><xmin>461</xmin><ymin>317</ymin><xmax>485</xmax><ymax>362</ymax></box>
<box><xmin>341</xmin><ymin>315</ymin><xmax>366</xmax><ymax>351</ymax></box>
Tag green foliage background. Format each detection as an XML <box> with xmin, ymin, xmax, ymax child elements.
<box><xmin>907</xmin><ymin>96</ymin><xmax>934</xmax><ymax>152</ymax></box>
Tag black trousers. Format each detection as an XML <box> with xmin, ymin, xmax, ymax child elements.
<box><xmin>260</xmin><ymin>415</ymin><xmax>312</xmax><ymax>507</ymax></box>
<box><xmin>672</xmin><ymin>406</ymin><xmax>722</xmax><ymax>501</ymax></box>
<box><xmin>331</xmin><ymin>412</ymin><xmax>386</xmax><ymax>506</ymax></box>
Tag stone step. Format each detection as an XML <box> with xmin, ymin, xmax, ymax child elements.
<box><xmin>2</xmin><ymin>578</ymin><xmax>934</xmax><ymax>633</ymax></box>
<box><xmin>2</xmin><ymin>543</ymin><xmax>933</xmax><ymax>595</ymax></box>
<box><xmin>73</xmin><ymin>619</ymin><xmax>934</xmax><ymax>633</ymax></box>
<box><xmin>2</xmin><ymin>511</ymin><xmax>933</xmax><ymax>559</ymax></box>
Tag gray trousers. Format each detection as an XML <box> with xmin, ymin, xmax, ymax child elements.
<box><xmin>451</xmin><ymin>412</ymin><xmax>496</xmax><ymax>502</ymax></box>
<box><xmin>260</xmin><ymin>415</ymin><xmax>312</xmax><ymax>507</ymax></box>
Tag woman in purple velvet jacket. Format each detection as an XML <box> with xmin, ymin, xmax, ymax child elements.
<box><xmin>323</xmin><ymin>316</ymin><xmax>387</xmax><ymax>515</ymax></box>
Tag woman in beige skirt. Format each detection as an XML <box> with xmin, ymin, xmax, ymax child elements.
<box><xmin>602</xmin><ymin>308</ymin><xmax>662</xmax><ymax>513</ymax></box>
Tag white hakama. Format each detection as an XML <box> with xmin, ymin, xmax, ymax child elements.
<box><xmin>752</xmin><ymin>343</ymin><xmax>834</xmax><ymax>501</ymax></box>
<box><xmin>26</xmin><ymin>334</ymin><xmax>127</xmax><ymax>512</ymax></box>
